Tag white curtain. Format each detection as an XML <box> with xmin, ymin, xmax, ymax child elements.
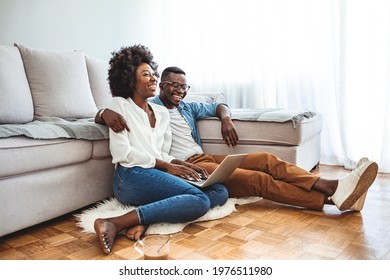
<box><xmin>144</xmin><ymin>0</ymin><xmax>390</xmax><ymax>172</ymax></box>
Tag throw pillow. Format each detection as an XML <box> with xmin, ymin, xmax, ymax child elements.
<box><xmin>16</xmin><ymin>44</ymin><xmax>98</xmax><ymax>118</ymax></box>
<box><xmin>85</xmin><ymin>56</ymin><xmax>112</xmax><ymax>110</ymax></box>
<box><xmin>0</xmin><ymin>45</ymin><xmax>34</xmax><ymax>124</ymax></box>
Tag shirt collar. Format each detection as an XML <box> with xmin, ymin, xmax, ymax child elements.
<box><xmin>152</xmin><ymin>95</ymin><xmax>185</xmax><ymax>110</ymax></box>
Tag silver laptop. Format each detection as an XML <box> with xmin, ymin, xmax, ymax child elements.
<box><xmin>182</xmin><ymin>153</ymin><xmax>248</xmax><ymax>187</ymax></box>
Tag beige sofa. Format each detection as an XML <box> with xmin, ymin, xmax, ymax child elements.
<box><xmin>0</xmin><ymin>44</ymin><xmax>322</xmax><ymax>238</ymax></box>
<box><xmin>0</xmin><ymin>44</ymin><xmax>114</xmax><ymax>237</ymax></box>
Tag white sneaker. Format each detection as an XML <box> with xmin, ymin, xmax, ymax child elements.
<box><xmin>332</xmin><ymin>159</ymin><xmax>378</xmax><ymax>211</ymax></box>
<box><xmin>350</xmin><ymin>157</ymin><xmax>369</xmax><ymax>211</ymax></box>
<box><xmin>355</xmin><ymin>157</ymin><xmax>369</xmax><ymax>168</ymax></box>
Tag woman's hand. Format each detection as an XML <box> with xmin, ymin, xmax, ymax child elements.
<box><xmin>157</xmin><ymin>159</ymin><xmax>208</xmax><ymax>181</ymax></box>
<box><xmin>167</xmin><ymin>164</ymin><xmax>203</xmax><ymax>181</ymax></box>
<box><xmin>171</xmin><ymin>159</ymin><xmax>209</xmax><ymax>180</ymax></box>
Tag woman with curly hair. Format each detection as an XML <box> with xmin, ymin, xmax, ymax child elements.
<box><xmin>93</xmin><ymin>45</ymin><xmax>228</xmax><ymax>255</ymax></box>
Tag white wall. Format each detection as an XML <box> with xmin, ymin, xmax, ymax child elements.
<box><xmin>0</xmin><ymin>0</ymin><xmax>152</xmax><ymax>61</ymax></box>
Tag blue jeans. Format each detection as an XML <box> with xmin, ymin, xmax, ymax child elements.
<box><xmin>113</xmin><ymin>165</ymin><xmax>228</xmax><ymax>225</ymax></box>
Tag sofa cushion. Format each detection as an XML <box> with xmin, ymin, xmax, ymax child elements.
<box><xmin>16</xmin><ymin>44</ymin><xmax>98</xmax><ymax>118</ymax></box>
<box><xmin>0</xmin><ymin>45</ymin><xmax>34</xmax><ymax>124</ymax></box>
<box><xmin>86</xmin><ymin>56</ymin><xmax>112</xmax><ymax>110</ymax></box>
<box><xmin>198</xmin><ymin>109</ymin><xmax>322</xmax><ymax>146</ymax></box>
<box><xmin>0</xmin><ymin>137</ymin><xmax>93</xmax><ymax>178</ymax></box>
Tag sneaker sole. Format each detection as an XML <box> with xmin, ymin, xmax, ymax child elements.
<box><xmin>350</xmin><ymin>191</ymin><xmax>367</xmax><ymax>211</ymax></box>
<box><xmin>339</xmin><ymin>162</ymin><xmax>378</xmax><ymax>211</ymax></box>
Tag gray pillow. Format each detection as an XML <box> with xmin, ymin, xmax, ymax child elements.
<box><xmin>0</xmin><ymin>45</ymin><xmax>34</xmax><ymax>124</ymax></box>
<box><xmin>86</xmin><ymin>56</ymin><xmax>112</xmax><ymax>110</ymax></box>
<box><xmin>16</xmin><ymin>44</ymin><xmax>98</xmax><ymax>118</ymax></box>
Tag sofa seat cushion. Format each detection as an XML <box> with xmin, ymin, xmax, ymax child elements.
<box><xmin>198</xmin><ymin>108</ymin><xmax>322</xmax><ymax>146</ymax></box>
<box><xmin>91</xmin><ymin>139</ymin><xmax>111</xmax><ymax>159</ymax></box>
<box><xmin>0</xmin><ymin>137</ymin><xmax>93</xmax><ymax>178</ymax></box>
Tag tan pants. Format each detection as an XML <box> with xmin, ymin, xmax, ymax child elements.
<box><xmin>186</xmin><ymin>152</ymin><xmax>325</xmax><ymax>210</ymax></box>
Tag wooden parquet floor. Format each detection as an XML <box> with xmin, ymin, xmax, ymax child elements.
<box><xmin>1</xmin><ymin>164</ymin><xmax>389</xmax><ymax>260</ymax></box>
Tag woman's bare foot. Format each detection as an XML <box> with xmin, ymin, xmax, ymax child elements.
<box><xmin>94</xmin><ymin>218</ymin><xmax>118</xmax><ymax>255</ymax></box>
<box><xmin>126</xmin><ymin>225</ymin><xmax>148</xmax><ymax>241</ymax></box>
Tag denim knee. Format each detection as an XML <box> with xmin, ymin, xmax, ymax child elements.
<box><xmin>189</xmin><ymin>192</ymin><xmax>211</xmax><ymax>218</ymax></box>
<box><xmin>203</xmin><ymin>183</ymin><xmax>228</xmax><ymax>208</ymax></box>
<box><xmin>137</xmin><ymin>193</ymin><xmax>211</xmax><ymax>225</ymax></box>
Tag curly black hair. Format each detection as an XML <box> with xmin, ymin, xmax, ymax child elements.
<box><xmin>108</xmin><ymin>44</ymin><xmax>159</xmax><ymax>98</ymax></box>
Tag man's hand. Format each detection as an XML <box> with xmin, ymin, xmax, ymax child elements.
<box><xmin>216</xmin><ymin>104</ymin><xmax>239</xmax><ymax>147</ymax></box>
<box><xmin>101</xmin><ymin>109</ymin><xmax>130</xmax><ymax>133</ymax></box>
<box><xmin>221</xmin><ymin>116</ymin><xmax>239</xmax><ymax>147</ymax></box>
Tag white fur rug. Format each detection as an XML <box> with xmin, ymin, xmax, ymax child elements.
<box><xmin>75</xmin><ymin>196</ymin><xmax>262</xmax><ymax>235</ymax></box>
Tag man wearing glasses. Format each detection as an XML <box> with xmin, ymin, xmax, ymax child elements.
<box><xmin>96</xmin><ymin>66</ymin><xmax>378</xmax><ymax>213</ymax></box>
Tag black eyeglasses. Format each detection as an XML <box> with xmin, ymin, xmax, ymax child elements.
<box><xmin>161</xmin><ymin>81</ymin><xmax>191</xmax><ymax>92</ymax></box>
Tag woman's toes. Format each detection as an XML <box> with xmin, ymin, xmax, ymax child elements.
<box><xmin>94</xmin><ymin>219</ymin><xmax>116</xmax><ymax>255</ymax></box>
<box><xmin>102</xmin><ymin>234</ymin><xmax>111</xmax><ymax>252</ymax></box>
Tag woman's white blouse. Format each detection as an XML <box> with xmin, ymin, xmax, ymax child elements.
<box><xmin>108</xmin><ymin>96</ymin><xmax>174</xmax><ymax>168</ymax></box>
